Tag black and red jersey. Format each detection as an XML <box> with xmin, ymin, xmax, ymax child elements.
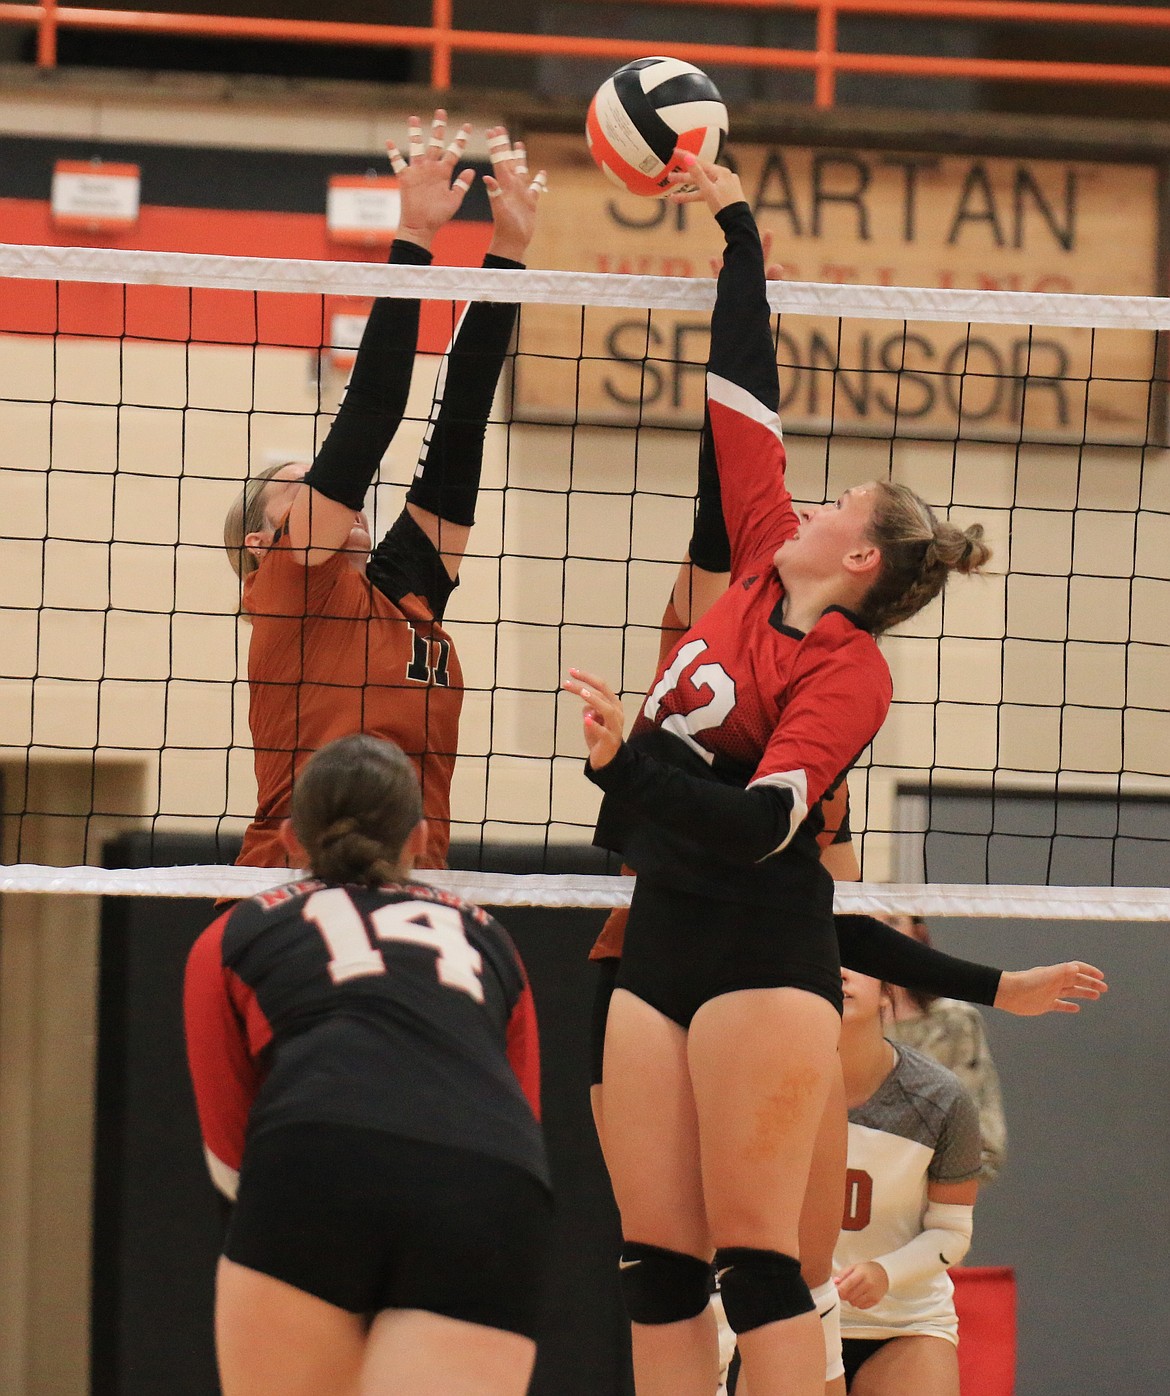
<box><xmin>591</xmin><ymin>202</ymin><xmax>891</xmax><ymax>902</ymax></box>
<box><xmin>184</xmin><ymin>879</ymin><xmax>547</xmax><ymax>1200</ymax></box>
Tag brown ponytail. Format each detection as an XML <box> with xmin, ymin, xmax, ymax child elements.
<box><xmin>856</xmin><ymin>481</ymin><xmax>991</xmax><ymax>634</ymax></box>
<box><xmin>291</xmin><ymin>735</ymin><xmax>423</xmax><ymax>886</ymax></box>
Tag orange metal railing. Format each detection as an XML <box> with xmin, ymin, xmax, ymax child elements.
<box><xmin>1</xmin><ymin>0</ymin><xmax>1170</xmax><ymax>107</ymax></box>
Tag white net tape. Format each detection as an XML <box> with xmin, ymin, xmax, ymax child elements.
<box><xmin>1</xmin><ymin>863</ymin><xmax>1167</xmax><ymax>919</ymax></box>
<box><xmin>4</xmin><ymin>241</ymin><xmax>1170</xmax><ymax>327</ymax></box>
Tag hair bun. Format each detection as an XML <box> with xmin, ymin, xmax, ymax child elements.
<box><xmin>930</xmin><ymin>520</ymin><xmax>990</xmax><ymax>576</ymax></box>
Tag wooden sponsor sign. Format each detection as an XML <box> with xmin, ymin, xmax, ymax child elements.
<box><xmin>516</xmin><ymin>133</ymin><xmax>1161</xmax><ymax>442</ymax></box>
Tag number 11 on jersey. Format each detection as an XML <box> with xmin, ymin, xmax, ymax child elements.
<box><xmin>303</xmin><ymin>887</ymin><xmax>485</xmax><ymax>1002</ymax></box>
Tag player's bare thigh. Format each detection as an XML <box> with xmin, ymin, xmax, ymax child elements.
<box><xmin>799</xmin><ymin>1059</ymin><xmax>847</xmax><ymax>1286</ymax></box>
<box><xmin>849</xmin><ymin>1334</ymin><xmax>960</xmax><ymax>1396</ymax></box>
<box><xmin>362</xmin><ymin>1308</ymin><xmax>537</xmax><ymax>1396</ymax></box>
<box><xmin>688</xmin><ymin>986</ymin><xmax>841</xmax><ymax>1251</ymax></box>
<box><xmin>215</xmin><ymin>1256</ymin><xmax>365</xmax><ymax>1396</ymax></box>
<box><xmin>601</xmin><ymin>987</ymin><xmax>709</xmax><ymax>1253</ymax></box>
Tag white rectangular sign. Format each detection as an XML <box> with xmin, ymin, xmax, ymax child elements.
<box><xmin>327</xmin><ymin>176</ymin><xmax>401</xmax><ymax>245</ymax></box>
<box><xmin>51</xmin><ymin>161</ymin><xmax>140</xmax><ymax>230</ymax></box>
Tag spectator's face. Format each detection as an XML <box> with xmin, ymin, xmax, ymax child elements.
<box><xmin>841</xmin><ymin>967</ymin><xmax>884</xmax><ymax>1025</ymax></box>
<box><xmin>880</xmin><ymin>913</ymin><xmax>928</xmax><ymax>943</ymax></box>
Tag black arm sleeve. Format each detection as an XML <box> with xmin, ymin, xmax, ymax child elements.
<box><xmin>687</xmin><ymin>409</ymin><xmax>731</xmax><ymax>573</ymax></box>
<box><xmin>405</xmin><ymin>252</ymin><xmax>523</xmax><ymax>527</ymax></box>
<box><xmin>709</xmin><ymin>201</ymin><xmax>778</xmax><ymax>413</ymax></box>
<box><xmin>301</xmin><ymin>239</ymin><xmax>431</xmax><ymax>512</ymax></box>
<box><xmin>585</xmin><ymin>741</ymin><xmax>797</xmax><ymax>864</ymax></box>
<box><xmin>835</xmin><ymin>914</ymin><xmax>1002</xmax><ymax>1005</ymax></box>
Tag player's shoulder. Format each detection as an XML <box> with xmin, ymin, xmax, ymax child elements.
<box><xmin>220</xmin><ymin>876</ymin><xmax>324</xmax><ymax>955</ymax></box>
<box><xmin>243</xmin><ymin>538</ymin><xmax>348</xmax><ymax>606</ymax></box>
<box><xmin>801</xmin><ymin>607</ymin><xmax>891</xmax><ymax>683</ymax></box>
<box><xmin>811</xmin><ymin>607</ymin><xmax>884</xmax><ymax>655</ymax></box>
<box><xmin>853</xmin><ymin>1044</ymin><xmax>972</xmax><ymax>1149</ymax></box>
<box><xmin>891</xmin><ymin>1044</ymin><xmax>975</xmax><ymax>1119</ymax></box>
<box><xmin>393</xmin><ymin>881</ymin><xmax>528</xmax><ymax>982</ymax></box>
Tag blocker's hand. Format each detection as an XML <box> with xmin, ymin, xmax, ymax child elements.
<box><xmin>562</xmin><ymin>668</ymin><xmax>626</xmax><ymax>770</ymax></box>
<box><xmin>387</xmin><ymin>109</ymin><xmax>476</xmax><ymax>251</ymax></box>
<box><xmin>994</xmin><ymin>960</ymin><xmax>1108</xmax><ymax>1016</ymax></box>
<box><xmin>483</xmin><ymin>124</ymin><xmax>548</xmax><ymax>263</ymax></box>
<box><xmin>666</xmin><ymin>150</ymin><xmax>744</xmax><ymax>212</ymax></box>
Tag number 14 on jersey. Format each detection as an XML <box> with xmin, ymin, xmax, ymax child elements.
<box><xmin>303</xmin><ymin>887</ymin><xmax>485</xmax><ymax>1002</ymax></box>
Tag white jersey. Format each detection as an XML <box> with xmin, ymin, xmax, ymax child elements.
<box><xmin>836</xmin><ymin>1044</ymin><xmax>981</xmax><ymax>1343</ymax></box>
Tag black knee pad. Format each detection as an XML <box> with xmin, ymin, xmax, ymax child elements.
<box><xmin>619</xmin><ymin>1242</ymin><xmax>711</xmax><ymax>1325</ymax></box>
<box><xmin>715</xmin><ymin>1247</ymin><xmax>814</xmax><ymax>1334</ymax></box>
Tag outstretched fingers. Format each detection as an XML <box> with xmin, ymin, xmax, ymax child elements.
<box><xmin>1063</xmin><ymin>961</ymin><xmax>1108</xmax><ymax>1001</ymax></box>
<box><xmin>408</xmin><ymin>112</ymin><xmax>426</xmax><ymax>162</ymax></box>
<box><xmin>386</xmin><ymin>142</ymin><xmax>408</xmax><ymax>175</ymax></box>
<box><xmin>482</xmin><ymin>124</ymin><xmax>547</xmax><ymax>259</ymax></box>
<box><xmin>446</xmin><ymin>121</ymin><xmax>471</xmax><ymax>163</ymax></box>
<box><xmin>562</xmin><ymin>668</ymin><xmax>625</xmax><ymax>751</ymax></box>
<box><xmin>387</xmin><ymin>110</ymin><xmax>472</xmax><ymax>174</ymax></box>
<box><xmin>387</xmin><ymin>110</ymin><xmax>479</xmax><ymax>245</ymax></box>
<box><xmin>564</xmin><ymin>668</ymin><xmax>617</xmax><ymax>701</ymax></box>
<box><xmin>998</xmin><ymin>959</ymin><xmax>1110</xmax><ymax>1016</ymax></box>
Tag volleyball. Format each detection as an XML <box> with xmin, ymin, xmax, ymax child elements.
<box><xmin>585</xmin><ymin>57</ymin><xmax>728</xmax><ymax>198</ymax></box>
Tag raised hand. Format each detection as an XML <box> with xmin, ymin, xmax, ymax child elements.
<box><xmin>993</xmin><ymin>960</ymin><xmax>1108</xmax><ymax>1016</ymax></box>
<box><xmin>666</xmin><ymin>149</ymin><xmax>744</xmax><ymax>213</ymax></box>
<box><xmin>483</xmin><ymin>125</ymin><xmax>548</xmax><ymax>263</ymax></box>
<box><xmin>387</xmin><ymin>109</ymin><xmax>476</xmax><ymax>252</ymax></box>
<box><xmin>562</xmin><ymin>668</ymin><xmax>625</xmax><ymax>770</ymax></box>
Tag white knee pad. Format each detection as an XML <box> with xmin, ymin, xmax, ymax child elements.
<box><xmin>811</xmin><ymin>1280</ymin><xmax>844</xmax><ymax>1384</ymax></box>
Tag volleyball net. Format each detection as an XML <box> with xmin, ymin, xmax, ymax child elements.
<box><xmin>1</xmin><ymin>241</ymin><xmax>1169</xmax><ymax>916</ymax></box>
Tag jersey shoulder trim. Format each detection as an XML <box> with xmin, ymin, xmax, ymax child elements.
<box><xmin>707</xmin><ymin>370</ymin><xmax>785</xmax><ymax>442</ymax></box>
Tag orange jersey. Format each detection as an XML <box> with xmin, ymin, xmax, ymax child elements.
<box><xmin>238</xmin><ymin>535</ymin><xmax>462</xmax><ymax>871</ymax></box>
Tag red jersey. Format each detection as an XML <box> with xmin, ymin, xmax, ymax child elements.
<box><xmin>588</xmin><ymin>584</ymin><xmax>858</xmax><ymax>962</ymax></box>
<box><xmin>590</xmin><ymin>202</ymin><xmax>891</xmax><ymax>904</ymax></box>
<box><xmin>239</xmin><ymin>524</ymin><xmax>461</xmax><ymax>870</ymax></box>
<box><xmin>184</xmin><ymin>878</ymin><xmax>546</xmax><ymax>1200</ymax></box>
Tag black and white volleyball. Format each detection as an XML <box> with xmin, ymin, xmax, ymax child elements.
<box><xmin>586</xmin><ymin>57</ymin><xmax>728</xmax><ymax>197</ymax></box>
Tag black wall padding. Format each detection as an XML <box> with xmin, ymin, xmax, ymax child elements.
<box><xmin>92</xmin><ymin>833</ymin><xmax>633</xmax><ymax>1396</ymax></box>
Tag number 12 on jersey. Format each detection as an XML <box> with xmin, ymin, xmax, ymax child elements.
<box><xmin>303</xmin><ymin>887</ymin><xmax>484</xmax><ymax>1002</ymax></box>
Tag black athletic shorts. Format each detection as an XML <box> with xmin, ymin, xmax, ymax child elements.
<box><xmin>615</xmin><ymin>878</ymin><xmax>843</xmax><ymax>1028</ymax></box>
<box><xmin>225</xmin><ymin>1123</ymin><xmax>554</xmax><ymax>1337</ymax></box>
<box><xmin>842</xmin><ymin>1337</ymin><xmax>893</xmax><ymax>1389</ymax></box>
<box><xmin>590</xmin><ymin>956</ymin><xmax>620</xmax><ymax>1086</ymax></box>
